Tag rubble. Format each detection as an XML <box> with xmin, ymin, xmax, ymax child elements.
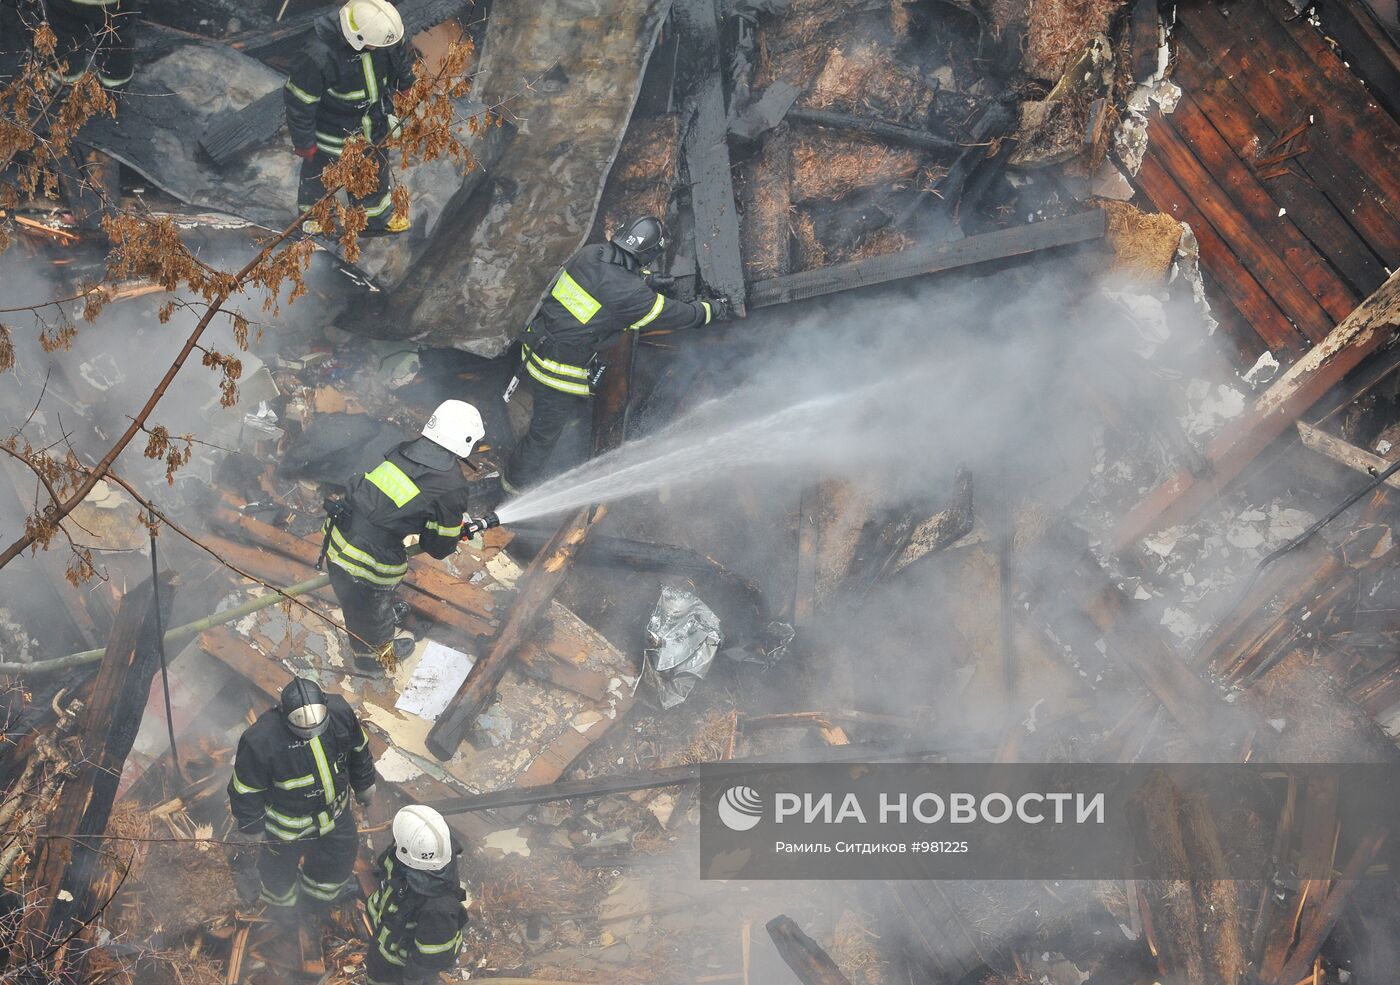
<box><xmin>6</xmin><ymin>0</ymin><xmax>1400</xmax><ymax>982</ymax></box>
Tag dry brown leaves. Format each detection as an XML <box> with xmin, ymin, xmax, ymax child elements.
<box><xmin>0</xmin><ymin>21</ymin><xmax>115</xmax><ymax>209</ymax></box>
<box><xmin>0</xmin><ymin>18</ymin><xmax>485</xmax><ymax>581</ymax></box>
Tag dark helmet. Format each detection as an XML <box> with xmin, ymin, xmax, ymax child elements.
<box><xmin>281</xmin><ymin>677</ymin><xmax>329</xmax><ymax>739</ymax></box>
<box><xmin>611</xmin><ymin>215</ymin><xmax>666</xmax><ymax>264</ymax></box>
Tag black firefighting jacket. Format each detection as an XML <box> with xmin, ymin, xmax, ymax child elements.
<box><xmin>283</xmin><ymin>13</ymin><xmax>415</xmax><ymax>155</ymax></box>
<box><xmin>326</xmin><ymin>437</ymin><xmax>472</xmax><ymax>586</ymax></box>
<box><xmin>228</xmin><ymin>695</ymin><xmax>375</xmax><ymax>841</ymax></box>
<box><xmin>520</xmin><ymin>242</ymin><xmax>713</xmax><ymax>395</ymax></box>
<box><xmin>367</xmin><ymin>841</ymin><xmax>468</xmax><ymax>977</ymax></box>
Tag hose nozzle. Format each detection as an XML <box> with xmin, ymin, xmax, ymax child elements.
<box><xmin>465</xmin><ymin>512</ymin><xmax>500</xmax><ymax>538</ymax></box>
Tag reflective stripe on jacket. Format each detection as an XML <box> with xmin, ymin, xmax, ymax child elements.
<box><xmin>228</xmin><ymin>696</ymin><xmax>375</xmax><ymax>839</ymax></box>
<box><xmin>520</xmin><ymin>242</ymin><xmax>712</xmax><ymax>395</ymax></box>
<box><xmin>329</xmin><ymin>437</ymin><xmax>473</xmax><ymax>585</ymax></box>
<box><xmin>284</xmin><ymin>14</ymin><xmax>414</xmax><ymax>152</ymax></box>
<box><xmin>366</xmin><ymin>846</ymin><xmax>468</xmax><ymax>976</ymax></box>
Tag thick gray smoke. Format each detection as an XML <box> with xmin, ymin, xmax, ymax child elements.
<box><xmin>499</xmin><ymin>264</ymin><xmax>1206</xmax><ymax>528</ymax></box>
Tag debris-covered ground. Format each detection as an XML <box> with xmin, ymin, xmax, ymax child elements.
<box><xmin>5</xmin><ymin>0</ymin><xmax>1400</xmax><ymax>983</ymax></box>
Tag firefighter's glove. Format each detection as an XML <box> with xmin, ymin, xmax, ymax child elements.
<box><xmin>707</xmin><ymin>296</ymin><xmax>735</xmax><ymax>323</ymax></box>
<box><xmin>387</xmin><ymin>113</ymin><xmax>404</xmax><ymax>138</ymax></box>
<box><xmin>292</xmin><ymin>145</ymin><xmax>317</xmax><ymax>161</ymax></box>
<box><xmin>355</xmin><ymin>783</ymin><xmax>376</xmax><ymax>807</ymax></box>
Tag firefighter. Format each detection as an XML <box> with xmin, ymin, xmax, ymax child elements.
<box><xmin>46</xmin><ymin>0</ymin><xmax>138</xmax><ymax>91</ymax></box>
<box><xmin>323</xmin><ymin>400</ymin><xmax>483</xmax><ymax>672</ymax></box>
<box><xmin>502</xmin><ymin>215</ymin><xmax>736</xmax><ymax>493</ymax></box>
<box><xmin>365</xmin><ymin>805</ymin><xmax>468</xmax><ymax>985</ymax></box>
<box><xmin>227</xmin><ymin>677</ymin><xmax>376</xmax><ymax>921</ymax></box>
<box><xmin>284</xmin><ymin>0</ymin><xmax>415</xmax><ymax>235</ymax></box>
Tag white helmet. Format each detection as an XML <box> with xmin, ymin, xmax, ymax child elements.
<box><xmin>422</xmin><ymin>400</ymin><xmax>484</xmax><ymax>459</ymax></box>
<box><xmin>339</xmin><ymin>0</ymin><xmax>405</xmax><ymax>51</ymax></box>
<box><xmin>393</xmin><ymin>805</ymin><xmax>452</xmax><ymax>871</ymax></box>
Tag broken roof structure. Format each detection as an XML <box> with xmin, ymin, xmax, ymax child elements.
<box><xmin>6</xmin><ymin>0</ymin><xmax>1400</xmax><ymax>982</ymax></box>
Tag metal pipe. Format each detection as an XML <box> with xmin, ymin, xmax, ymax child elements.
<box><xmin>6</xmin><ymin>543</ymin><xmax>432</xmax><ymax>678</ymax></box>
<box><xmin>0</xmin><ymin>571</ymin><xmax>332</xmax><ymax>677</ymax></box>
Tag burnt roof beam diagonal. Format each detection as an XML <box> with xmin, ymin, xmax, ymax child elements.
<box><xmin>672</xmin><ymin>0</ymin><xmax>748</xmax><ymax>316</ymax></box>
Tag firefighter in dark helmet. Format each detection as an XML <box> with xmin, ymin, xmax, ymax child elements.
<box><xmin>502</xmin><ymin>215</ymin><xmax>738</xmax><ymax>492</ymax></box>
<box><xmin>227</xmin><ymin>677</ymin><xmax>376</xmax><ymax>921</ymax></box>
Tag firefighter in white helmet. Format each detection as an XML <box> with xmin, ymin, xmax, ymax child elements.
<box><xmin>321</xmin><ymin>401</ymin><xmax>486</xmax><ymax>672</ymax></box>
<box><xmin>284</xmin><ymin>0</ymin><xmax>415</xmax><ymax>235</ymax></box>
<box><xmin>365</xmin><ymin>805</ymin><xmax>468</xmax><ymax>984</ymax></box>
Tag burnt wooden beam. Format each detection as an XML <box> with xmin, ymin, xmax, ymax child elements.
<box><xmin>26</xmin><ymin>574</ymin><xmax>173</xmax><ymax>949</ymax></box>
<box><xmin>424</xmin><ymin>744</ymin><xmax>956</xmax><ymax>814</ymax></box>
<box><xmin>1127</xmin><ymin>771</ymin><xmax>1249</xmax><ymax>983</ymax></box>
<box><xmin>1250</xmin><ymin>776</ymin><xmax>1298</xmax><ymax>966</ymax></box>
<box><xmin>1275</xmin><ymin>826</ymin><xmax>1388</xmax><ymax>985</ymax></box>
<box><xmin>1112</xmin><ymin>268</ymin><xmax>1400</xmax><ymax>551</ymax></box>
<box><xmin>674</xmin><ymin>0</ymin><xmax>747</xmax><ymax>314</ymax></box>
<box><xmin>1037</xmin><ymin>522</ymin><xmax>1250</xmax><ymax>748</ymax></box>
<box><xmin>1190</xmin><ymin>538</ymin><xmax>1342</xmax><ymax>682</ymax></box>
<box><xmin>1129</xmin><ymin>0</ymin><xmax>1161</xmax><ymax>82</ymax></box>
<box><xmin>424</xmin><ymin>505</ymin><xmax>602</xmax><ymax>759</ymax></box>
<box><xmin>746</xmin><ymin>209</ymin><xmax>1106</xmax><ymax>309</ymax></box>
<box><xmin>908</xmin><ymin>102</ymin><xmax>1014</xmax><ymax>239</ymax></box>
<box><xmin>766</xmin><ymin>915</ymin><xmax>854</xmax><ymax>985</ymax></box>
<box><xmin>786</xmin><ymin>106</ymin><xmax>962</xmax><ymax>153</ymax></box>
<box><xmin>1297</xmin><ymin>420</ymin><xmax>1400</xmax><ymax>489</ymax></box>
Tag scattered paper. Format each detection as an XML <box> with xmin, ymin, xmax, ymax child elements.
<box><xmin>394</xmin><ymin>641</ymin><xmax>475</xmax><ymax>721</ymax></box>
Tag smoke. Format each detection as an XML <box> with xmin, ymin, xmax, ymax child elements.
<box><xmin>0</xmin><ymin>239</ymin><xmax>347</xmax><ymax>654</ymax></box>
<box><xmin>501</xmin><ymin>264</ymin><xmax>1191</xmax><ymax>525</ymax></box>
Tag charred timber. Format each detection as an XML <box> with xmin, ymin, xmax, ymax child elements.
<box><xmin>766</xmin><ymin>915</ymin><xmax>855</xmax><ymax>985</ymax></box>
<box><xmin>25</xmin><ymin>574</ymin><xmax>173</xmax><ymax>950</ymax></box>
<box><xmin>424</xmin><ymin>504</ymin><xmax>602</xmax><ymax>759</ymax></box>
<box><xmin>786</xmin><ymin>106</ymin><xmax>963</xmax><ymax>154</ymax></box>
<box><xmin>746</xmin><ymin>209</ymin><xmax>1106</xmax><ymax>309</ymax></box>
<box><xmin>425</xmin><ymin>744</ymin><xmax>957</xmax><ymax>815</ymax></box>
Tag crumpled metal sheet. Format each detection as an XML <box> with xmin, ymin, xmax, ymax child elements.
<box><xmin>383</xmin><ymin>0</ymin><xmax>673</xmax><ymax>355</ymax></box>
<box><xmin>644</xmin><ymin>586</ymin><xmax>722</xmax><ymax>708</ymax></box>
